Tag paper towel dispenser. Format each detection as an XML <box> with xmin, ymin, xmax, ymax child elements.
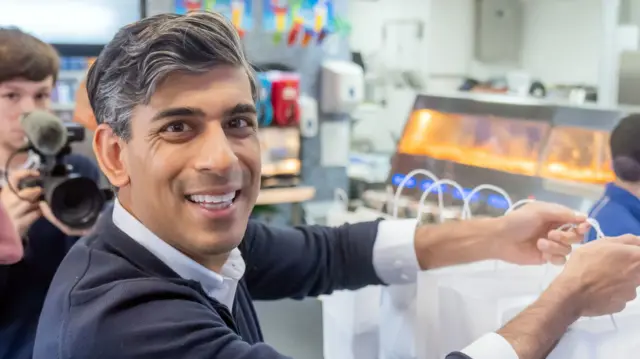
<box><xmin>321</xmin><ymin>60</ymin><xmax>364</xmax><ymax>114</ymax></box>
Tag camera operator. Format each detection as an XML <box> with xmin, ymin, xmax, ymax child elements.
<box><xmin>0</xmin><ymin>28</ymin><xmax>101</xmax><ymax>359</ymax></box>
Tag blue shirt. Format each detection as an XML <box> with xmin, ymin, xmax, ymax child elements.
<box><xmin>0</xmin><ymin>154</ymin><xmax>101</xmax><ymax>359</ymax></box>
<box><xmin>586</xmin><ymin>182</ymin><xmax>640</xmax><ymax>242</ymax></box>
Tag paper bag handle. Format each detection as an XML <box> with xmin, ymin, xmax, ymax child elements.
<box><xmin>462</xmin><ymin>184</ymin><xmax>513</xmax><ymax>220</ymax></box>
<box><xmin>392</xmin><ymin>169</ymin><xmax>439</xmax><ymax>218</ymax></box>
<box><xmin>417</xmin><ymin>179</ymin><xmax>466</xmax><ymax>223</ymax></box>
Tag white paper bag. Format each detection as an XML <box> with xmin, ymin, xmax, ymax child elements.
<box><xmin>322</xmin><ymin>189</ymin><xmax>388</xmax><ymax>359</ymax></box>
<box><xmin>500</xmin><ymin>293</ymin><xmax>640</xmax><ymax>358</ymax></box>
<box><xmin>416</xmin><ymin>263</ymin><xmax>562</xmax><ymax>359</ymax></box>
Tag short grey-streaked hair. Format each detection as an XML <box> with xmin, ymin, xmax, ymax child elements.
<box><xmin>86</xmin><ymin>11</ymin><xmax>257</xmax><ymax>141</ymax></box>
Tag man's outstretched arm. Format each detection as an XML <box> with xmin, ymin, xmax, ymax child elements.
<box><xmin>446</xmin><ymin>235</ymin><xmax>640</xmax><ymax>359</ymax></box>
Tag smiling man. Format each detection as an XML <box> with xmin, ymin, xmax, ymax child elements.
<box><xmin>33</xmin><ymin>11</ymin><xmax>640</xmax><ymax>359</ymax></box>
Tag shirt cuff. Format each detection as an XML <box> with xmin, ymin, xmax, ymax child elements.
<box><xmin>372</xmin><ymin>219</ymin><xmax>420</xmax><ymax>285</ymax></box>
<box><xmin>459</xmin><ymin>333</ymin><xmax>519</xmax><ymax>359</ymax></box>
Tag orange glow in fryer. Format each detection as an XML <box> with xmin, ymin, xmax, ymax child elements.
<box><xmin>397</xmin><ymin>109</ymin><xmax>614</xmax><ymax>184</ymax></box>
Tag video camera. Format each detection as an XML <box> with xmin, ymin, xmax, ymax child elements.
<box><xmin>9</xmin><ymin>111</ymin><xmax>109</xmax><ymax>230</ymax></box>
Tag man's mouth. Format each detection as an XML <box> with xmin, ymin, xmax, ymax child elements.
<box><xmin>185</xmin><ymin>191</ymin><xmax>240</xmax><ymax>210</ymax></box>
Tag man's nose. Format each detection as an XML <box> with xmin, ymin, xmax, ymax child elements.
<box><xmin>19</xmin><ymin>97</ymin><xmax>37</xmax><ymax>113</ymax></box>
<box><xmin>194</xmin><ymin>123</ymin><xmax>240</xmax><ymax>175</ymax></box>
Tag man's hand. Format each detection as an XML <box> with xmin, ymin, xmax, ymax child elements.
<box><xmin>497</xmin><ymin>234</ymin><xmax>640</xmax><ymax>359</ymax></box>
<box><xmin>40</xmin><ymin>202</ymin><xmax>90</xmax><ymax>237</ymax></box>
<box><xmin>0</xmin><ymin>169</ymin><xmax>42</xmax><ymax>237</ymax></box>
<box><xmin>491</xmin><ymin>202</ymin><xmax>590</xmax><ymax>265</ymax></box>
<box><xmin>0</xmin><ymin>200</ymin><xmax>23</xmax><ymax>264</ymax></box>
<box><xmin>556</xmin><ymin>234</ymin><xmax>640</xmax><ymax>316</ymax></box>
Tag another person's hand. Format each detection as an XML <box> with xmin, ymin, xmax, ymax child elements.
<box><xmin>40</xmin><ymin>202</ymin><xmax>90</xmax><ymax>237</ymax></box>
<box><xmin>555</xmin><ymin>235</ymin><xmax>640</xmax><ymax>317</ymax></box>
<box><xmin>491</xmin><ymin>202</ymin><xmax>590</xmax><ymax>265</ymax></box>
<box><xmin>0</xmin><ymin>200</ymin><xmax>23</xmax><ymax>264</ymax></box>
<box><xmin>0</xmin><ymin>169</ymin><xmax>42</xmax><ymax>238</ymax></box>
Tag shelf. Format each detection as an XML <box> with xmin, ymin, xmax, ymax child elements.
<box><xmin>58</xmin><ymin>70</ymin><xmax>87</xmax><ymax>80</ymax></box>
<box><xmin>256</xmin><ymin>186</ymin><xmax>316</xmax><ymax>205</ymax></box>
<box><xmin>51</xmin><ymin>103</ymin><xmax>76</xmax><ymax>111</ymax></box>
<box><xmin>541</xmin><ymin>179</ymin><xmax>604</xmax><ymax>200</ymax></box>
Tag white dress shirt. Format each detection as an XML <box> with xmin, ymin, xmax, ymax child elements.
<box><xmin>112</xmin><ymin>201</ymin><xmax>517</xmax><ymax>359</ymax></box>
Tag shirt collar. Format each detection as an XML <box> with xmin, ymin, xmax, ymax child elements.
<box><xmin>111</xmin><ymin>199</ymin><xmax>245</xmax><ymax>303</ymax></box>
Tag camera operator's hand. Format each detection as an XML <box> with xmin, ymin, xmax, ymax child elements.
<box><xmin>553</xmin><ymin>234</ymin><xmax>640</xmax><ymax>317</ymax></box>
<box><xmin>0</xmin><ymin>169</ymin><xmax>42</xmax><ymax>237</ymax></box>
<box><xmin>40</xmin><ymin>203</ymin><xmax>90</xmax><ymax>237</ymax></box>
<box><xmin>0</xmin><ymin>200</ymin><xmax>23</xmax><ymax>264</ymax></box>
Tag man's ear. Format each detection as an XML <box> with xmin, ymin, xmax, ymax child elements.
<box><xmin>93</xmin><ymin>124</ymin><xmax>130</xmax><ymax>188</ymax></box>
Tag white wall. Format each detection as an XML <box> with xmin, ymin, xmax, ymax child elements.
<box><xmin>349</xmin><ymin>0</ymin><xmax>610</xmax><ymax>87</ymax></box>
<box><xmin>347</xmin><ymin>0</ymin><xmax>614</xmax><ymax>152</ymax></box>
<box><xmin>521</xmin><ymin>0</ymin><xmax>602</xmax><ymax>86</ymax></box>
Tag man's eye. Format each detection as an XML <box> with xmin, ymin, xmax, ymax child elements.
<box><xmin>228</xmin><ymin>118</ymin><xmax>251</xmax><ymax>128</ymax></box>
<box><xmin>35</xmin><ymin>93</ymin><xmax>50</xmax><ymax>101</ymax></box>
<box><xmin>2</xmin><ymin>93</ymin><xmax>20</xmax><ymax>101</ymax></box>
<box><xmin>163</xmin><ymin>122</ymin><xmax>192</xmax><ymax>132</ymax></box>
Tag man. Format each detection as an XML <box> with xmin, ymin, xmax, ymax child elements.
<box><xmin>0</xmin><ymin>28</ymin><xmax>101</xmax><ymax>359</ymax></box>
<box><xmin>587</xmin><ymin>113</ymin><xmax>640</xmax><ymax>241</ymax></box>
<box><xmin>33</xmin><ymin>12</ymin><xmax>640</xmax><ymax>359</ymax></box>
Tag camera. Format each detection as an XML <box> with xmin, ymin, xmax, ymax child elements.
<box><xmin>12</xmin><ymin>112</ymin><xmax>107</xmax><ymax>230</ymax></box>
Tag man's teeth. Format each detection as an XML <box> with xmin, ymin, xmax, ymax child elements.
<box><xmin>189</xmin><ymin>192</ymin><xmax>236</xmax><ymax>206</ymax></box>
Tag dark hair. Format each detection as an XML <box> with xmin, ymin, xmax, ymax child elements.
<box><xmin>0</xmin><ymin>27</ymin><xmax>60</xmax><ymax>83</ymax></box>
<box><xmin>611</xmin><ymin>113</ymin><xmax>640</xmax><ymax>181</ymax></box>
<box><xmin>86</xmin><ymin>11</ymin><xmax>256</xmax><ymax>141</ymax></box>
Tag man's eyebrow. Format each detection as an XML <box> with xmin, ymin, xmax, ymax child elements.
<box><xmin>150</xmin><ymin>107</ymin><xmax>206</xmax><ymax>122</ymax></box>
<box><xmin>225</xmin><ymin>103</ymin><xmax>257</xmax><ymax>116</ymax></box>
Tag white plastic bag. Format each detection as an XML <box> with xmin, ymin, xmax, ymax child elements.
<box><xmin>322</xmin><ymin>189</ymin><xmax>387</xmax><ymax>359</ymax></box>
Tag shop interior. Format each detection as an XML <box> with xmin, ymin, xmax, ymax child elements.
<box><xmin>3</xmin><ymin>0</ymin><xmax>640</xmax><ymax>358</ymax></box>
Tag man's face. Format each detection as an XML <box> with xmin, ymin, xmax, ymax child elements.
<box><xmin>0</xmin><ymin>77</ymin><xmax>53</xmax><ymax>152</ymax></box>
<box><xmin>96</xmin><ymin>66</ymin><xmax>261</xmax><ymax>267</ymax></box>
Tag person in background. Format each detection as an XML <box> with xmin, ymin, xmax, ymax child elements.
<box><xmin>33</xmin><ymin>12</ymin><xmax>640</xmax><ymax>359</ymax></box>
<box><xmin>0</xmin><ymin>27</ymin><xmax>101</xmax><ymax>359</ymax></box>
<box><xmin>586</xmin><ymin>114</ymin><xmax>640</xmax><ymax>242</ymax></box>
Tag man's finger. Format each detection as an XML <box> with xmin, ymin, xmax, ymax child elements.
<box><xmin>547</xmin><ymin>229</ymin><xmax>583</xmax><ymax>245</ymax></box>
<box><xmin>12</xmin><ymin>200</ymin><xmax>40</xmax><ymax>217</ymax></box>
<box><xmin>16</xmin><ymin>187</ymin><xmax>42</xmax><ymax>203</ymax></box>
<box><xmin>573</xmin><ymin>222</ymin><xmax>591</xmax><ymax>236</ymax></box>
<box><xmin>535</xmin><ymin>202</ymin><xmax>587</xmax><ymax>225</ymax></box>
<box><xmin>18</xmin><ymin>209</ymin><xmax>42</xmax><ymax>229</ymax></box>
<box><xmin>538</xmin><ymin>238</ymin><xmax>571</xmax><ymax>257</ymax></box>
<box><xmin>548</xmin><ymin>254</ymin><xmax>567</xmax><ymax>266</ymax></box>
<box><xmin>7</xmin><ymin>169</ymin><xmax>39</xmax><ymax>189</ymax></box>
<box><xmin>610</xmin><ymin>234</ymin><xmax>640</xmax><ymax>246</ymax></box>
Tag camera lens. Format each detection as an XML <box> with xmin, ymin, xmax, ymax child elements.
<box><xmin>48</xmin><ymin>176</ymin><xmax>105</xmax><ymax>229</ymax></box>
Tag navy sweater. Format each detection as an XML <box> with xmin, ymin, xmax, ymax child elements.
<box><xmin>34</xmin><ymin>208</ymin><xmax>478</xmax><ymax>358</ymax></box>
<box><xmin>0</xmin><ymin>154</ymin><xmax>101</xmax><ymax>359</ymax></box>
